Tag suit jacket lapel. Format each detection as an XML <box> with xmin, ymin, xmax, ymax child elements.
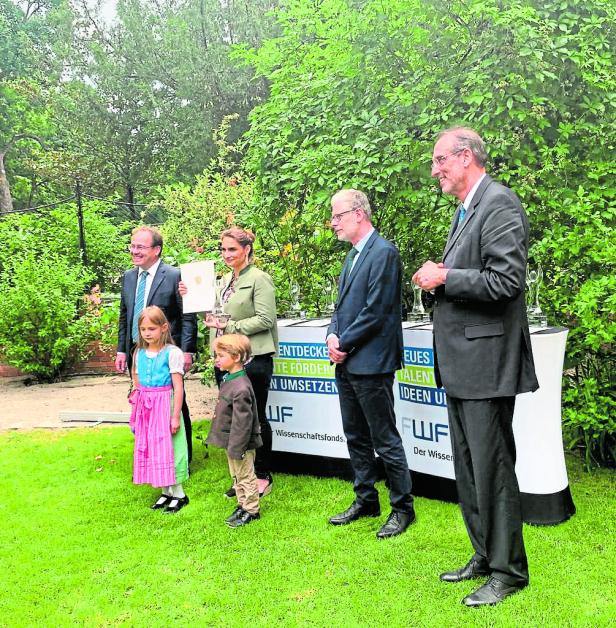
<box><xmin>126</xmin><ymin>268</ymin><xmax>138</xmax><ymax>312</ymax></box>
<box><xmin>443</xmin><ymin>175</ymin><xmax>493</xmax><ymax>260</ymax></box>
<box><xmin>337</xmin><ymin>231</ymin><xmax>378</xmax><ymax>306</ymax></box>
<box><xmin>147</xmin><ymin>263</ymin><xmax>166</xmax><ymax>305</ymax></box>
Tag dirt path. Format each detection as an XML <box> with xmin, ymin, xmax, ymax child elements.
<box><xmin>0</xmin><ymin>374</ymin><xmax>218</xmax><ymax>430</ymax></box>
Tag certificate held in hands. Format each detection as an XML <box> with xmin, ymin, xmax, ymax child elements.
<box><xmin>180</xmin><ymin>261</ymin><xmax>216</xmax><ymax>314</ymax></box>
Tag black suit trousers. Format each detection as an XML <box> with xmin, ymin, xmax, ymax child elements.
<box><xmin>447</xmin><ymin>396</ymin><xmax>528</xmax><ymax>586</ymax></box>
<box><xmin>128</xmin><ymin>346</ymin><xmax>192</xmax><ymax>464</ymax></box>
<box><xmin>335</xmin><ymin>365</ymin><xmax>413</xmax><ymax>513</ymax></box>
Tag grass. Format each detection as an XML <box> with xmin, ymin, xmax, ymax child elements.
<box><xmin>1</xmin><ymin>424</ymin><xmax>614</xmax><ymax>627</ymax></box>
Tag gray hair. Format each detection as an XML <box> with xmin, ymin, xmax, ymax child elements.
<box><xmin>437</xmin><ymin>127</ymin><xmax>488</xmax><ymax>167</ymax></box>
<box><xmin>331</xmin><ymin>189</ymin><xmax>372</xmax><ymax>220</ymax></box>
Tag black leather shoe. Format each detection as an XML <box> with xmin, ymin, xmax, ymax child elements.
<box><xmin>328</xmin><ymin>501</ymin><xmax>381</xmax><ymax>526</ymax></box>
<box><xmin>151</xmin><ymin>494</ymin><xmax>172</xmax><ymax>510</ymax></box>
<box><xmin>225</xmin><ymin>506</ymin><xmax>244</xmax><ymax>524</ymax></box>
<box><xmin>224</xmin><ymin>486</ymin><xmax>236</xmax><ymax>498</ymax></box>
<box><xmin>440</xmin><ymin>557</ymin><xmax>490</xmax><ymax>582</ymax></box>
<box><xmin>463</xmin><ymin>576</ymin><xmax>527</xmax><ymax>607</ymax></box>
<box><xmin>164</xmin><ymin>495</ymin><xmax>189</xmax><ymax>514</ymax></box>
<box><xmin>227</xmin><ymin>509</ymin><xmax>260</xmax><ymax>528</ymax></box>
<box><xmin>376</xmin><ymin>510</ymin><xmax>416</xmax><ymax>539</ymax></box>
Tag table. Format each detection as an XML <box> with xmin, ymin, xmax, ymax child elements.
<box><xmin>268</xmin><ymin>319</ymin><xmax>576</xmax><ymax>526</ymax></box>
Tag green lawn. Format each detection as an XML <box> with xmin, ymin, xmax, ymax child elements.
<box><xmin>1</xmin><ymin>425</ymin><xmax>614</xmax><ymax>627</ymax></box>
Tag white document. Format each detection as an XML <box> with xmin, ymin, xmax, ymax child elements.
<box><xmin>180</xmin><ymin>261</ymin><xmax>216</xmax><ymax>314</ymax></box>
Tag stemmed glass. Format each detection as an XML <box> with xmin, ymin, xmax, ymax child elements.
<box><xmin>526</xmin><ymin>264</ymin><xmax>547</xmax><ymax>327</ymax></box>
<box><xmin>409</xmin><ymin>282</ymin><xmax>428</xmax><ymax>322</ymax></box>
<box><xmin>213</xmin><ymin>296</ymin><xmax>230</xmax><ymax>325</ymax></box>
<box><xmin>289</xmin><ymin>282</ymin><xmax>306</xmax><ymax>320</ymax></box>
<box><xmin>526</xmin><ymin>266</ymin><xmax>538</xmax><ymax>323</ymax></box>
<box><xmin>326</xmin><ymin>277</ymin><xmax>337</xmax><ymax>315</ymax></box>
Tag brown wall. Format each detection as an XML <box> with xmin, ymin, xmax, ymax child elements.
<box><xmin>0</xmin><ymin>342</ymin><xmax>116</xmax><ymax>378</ymax></box>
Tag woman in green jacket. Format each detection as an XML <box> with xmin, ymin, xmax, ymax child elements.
<box><xmin>182</xmin><ymin>227</ymin><xmax>278</xmax><ymax>497</ymax></box>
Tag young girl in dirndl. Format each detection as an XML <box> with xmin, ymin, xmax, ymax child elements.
<box><xmin>129</xmin><ymin>305</ymin><xmax>189</xmax><ymax>513</ymax></box>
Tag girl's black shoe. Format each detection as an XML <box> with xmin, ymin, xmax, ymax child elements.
<box><xmin>164</xmin><ymin>495</ymin><xmax>189</xmax><ymax>514</ymax></box>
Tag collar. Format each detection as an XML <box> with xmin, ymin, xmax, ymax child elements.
<box><xmin>139</xmin><ymin>258</ymin><xmax>161</xmax><ymax>277</ymax></box>
<box><xmin>463</xmin><ymin>173</ymin><xmax>487</xmax><ymax>210</ymax></box>
<box><xmin>353</xmin><ymin>227</ymin><xmax>375</xmax><ymax>255</ymax></box>
<box><xmin>223</xmin><ymin>369</ymin><xmax>247</xmax><ymax>382</ymax></box>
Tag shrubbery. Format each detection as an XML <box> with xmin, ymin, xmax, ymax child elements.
<box><xmin>0</xmin><ymin>255</ymin><xmax>98</xmax><ymax>382</ymax></box>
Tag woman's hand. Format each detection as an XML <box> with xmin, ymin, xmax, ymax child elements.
<box><xmin>178</xmin><ymin>281</ymin><xmax>188</xmax><ymax>296</ymax></box>
<box><xmin>203</xmin><ymin>313</ymin><xmax>228</xmax><ymax>330</ymax></box>
<box><xmin>171</xmin><ymin>415</ymin><xmax>180</xmax><ymax>434</ymax></box>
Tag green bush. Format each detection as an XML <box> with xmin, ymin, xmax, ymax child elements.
<box><xmin>0</xmin><ymin>200</ymin><xmax>128</xmax><ymax>291</ymax></box>
<box><xmin>0</xmin><ymin>254</ymin><xmax>99</xmax><ymax>382</ymax></box>
<box><xmin>236</xmin><ymin>0</ymin><xmax>615</xmax><ymax>466</ymax></box>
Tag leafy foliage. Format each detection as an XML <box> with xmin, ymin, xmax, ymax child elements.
<box><xmin>238</xmin><ymin>0</ymin><xmax>615</xmax><ymax>465</ymax></box>
<box><xmin>0</xmin><ymin>200</ymin><xmax>129</xmax><ymax>290</ymax></box>
<box><xmin>0</xmin><ymin>254</ymin><xmax>97</xmax><ymax>382</ymax></box>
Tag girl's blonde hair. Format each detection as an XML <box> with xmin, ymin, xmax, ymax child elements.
<box><xmin>134</xmin><ymin>305</ymin><xmax>175</xmax><ymax>350</ymax></box>
<box><xmin>213</xmin><ymin>333</ymin><xmax>252</xmax><ymax>364</ymax></box>
<box><xmin>220</xmin><ymin>227</ymin><xmax>256</xmax><ymax>263</ymax></box>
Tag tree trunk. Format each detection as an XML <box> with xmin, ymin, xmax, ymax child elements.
<box><xmin>0</xmin><ymin>150</ymin><xmax>14</xmax><ymax>213</ymax></box>
<box><xmin>126</xmin><ymin>184</ymin><xmax>136</xmax><ymax>220</ymax></box>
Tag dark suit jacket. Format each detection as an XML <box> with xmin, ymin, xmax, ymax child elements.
<box><xmin>433</xmin><ymin>175</ymin><xmax>539</xmax><ymax>399</ymax></box>
<box><xmin>117</xmin><ymin>262</ymin><xmax>197</xmax><ymax>359</ymax></box>
<box><xmin>327</xmin><ymin>230</ymin><xmax>403</xmax><ymax>375</ymax></box>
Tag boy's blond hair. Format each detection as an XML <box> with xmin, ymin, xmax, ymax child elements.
<box><xmin>213</xmin><ymin>334</ymin><xmax>252</xmax><ymax>364</ymax></box>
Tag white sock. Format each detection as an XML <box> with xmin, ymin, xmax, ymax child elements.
<box><xmin>169</xmin><ymin>484</ymin><xmax>185</xmax><ymax>498</ymax></box>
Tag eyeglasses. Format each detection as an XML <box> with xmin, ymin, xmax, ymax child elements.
<box><xmin>128</xmin><ymin>244</ymin><xmax>154</xmax><ymax>252</ymax></box>
<box><xmin>329</xmin><ymin>208</ymin><xmax>357</xmax><ymax>224</ymax></box>
<box><xmin>431</xmin><ymin>148</ymin><xmax>464</xmax><ymax>168</ymax></box>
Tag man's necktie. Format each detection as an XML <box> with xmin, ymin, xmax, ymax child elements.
<box><xmin>347</xmin><ymin>247</ymin><xmax>359</xmax><ymax>278</ymax></box>
<box><xmin>132</xmin><ymin>271</ymin><xmax>148</xmax><ymax>342</ymax></box>
<box><xmin>457</xmin><ymin>204</ymin><xmax>466</xmax><ymax>228</ymax></box>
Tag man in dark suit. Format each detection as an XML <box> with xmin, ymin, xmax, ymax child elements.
<box><xmin>115</xmin><ymin>226</ymin><xmax>197</xmax><ymax>461</ymax></box>
<box><xmin>413</xmin><ymin>128</ymin><xmax>539</xmax><ymax>606</ymax></box>
<box><xmin>326</xmin><ymin>189</ymin><xmax>415</xmax><ymax>539</ymax></box>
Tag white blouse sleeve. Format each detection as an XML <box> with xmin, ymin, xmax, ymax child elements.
<box><xmin>168</xmin><ymin>345</ymin><xmax>185</xmax><ymax>374</ymax></box>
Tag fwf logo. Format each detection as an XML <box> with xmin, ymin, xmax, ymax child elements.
<box><xmin>266</xmin><ymin>405</ymin><xmax>293</xmax><ymax>423</ymax></box>
<box><xmin>401</xmin><ymin>417</ymin><xmax>449</xmax><ymax>443</ymax></box>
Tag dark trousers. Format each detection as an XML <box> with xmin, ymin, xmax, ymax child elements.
<box><xmin>128</xmin><ymin>348</ymin><xmax>192</xmax><ymax>463</ymax></box>
<box><xmin>447</xmin><ymin>396</ymin><xmax>529</xmax><ymax>586</ymax></box>
<box><xmin>335</xmin><ymin>365</ymin><xmax>413</xmax><ymax>513</ymax></box>
<box><xmin>215</xmin><ymin>354</ymin><xmax>273</xmax><ymax>479</ymax></box>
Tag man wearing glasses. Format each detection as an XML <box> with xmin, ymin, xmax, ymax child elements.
<box><xmin>413</xmin><ymin>128</ymin><xmax>538</xmax><ymax>606</ymax></box>
<box><xmin>326</xmin><ymin>189</ymin><xmax>415</xmax><ymax>539</ymax></box>
<box><xmin>116</xmin><ymin>226</ymin><xmax>197</xmax><ymax>461</ymax></box>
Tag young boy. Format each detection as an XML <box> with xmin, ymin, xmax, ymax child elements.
<box><xmin>207</xmin><ymin>334</ymin><xmax>262</xmax><ymax>527</ymax></box>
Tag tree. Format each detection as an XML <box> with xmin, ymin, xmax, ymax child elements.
<box><xmin>238</xmin><ymin>0</ymin><xmax>615</xmax><ymax>465</ymax></box>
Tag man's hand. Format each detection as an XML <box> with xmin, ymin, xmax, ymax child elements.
<box><xmin>178</xmin><ymin>281</ymin><xmax>188</xmax><ymax>296</ymax></box>
<box><xmin>115</xmin><ymin>352</ymin><xmax>127</xmax><ymax>373</ymax></box>
<box><xmin>183</xmin><ymin>352</ymin><xmax>193</xmax><ymax>373</ymax></box>
<box><xmin>327</xmin><ymin>335</ymin><xmax>348</xmax><ymax>364</ymax></box>
<box><xmin>412</xmin><ymin>261</ymin><xmax>448</xmax><ymax>291</ymax></box>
